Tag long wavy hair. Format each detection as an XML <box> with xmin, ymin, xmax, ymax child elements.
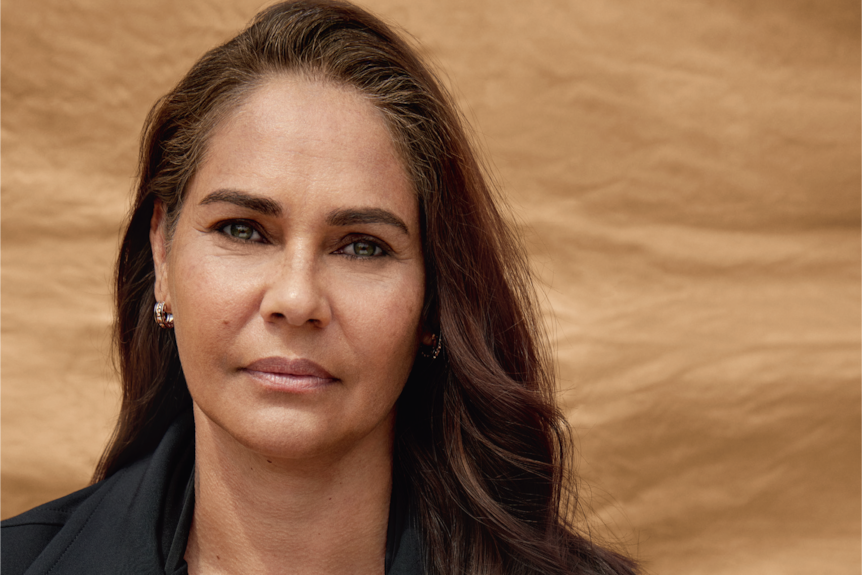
<box><xmin>95</xmin><ymin>2</ymin><xmax>637</xmax><ymax>574</ymax></box>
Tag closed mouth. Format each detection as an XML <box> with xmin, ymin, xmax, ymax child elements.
<box><xmin>243</xmin><ymin>356</ymin><xmax>338</xmax><ymax>390</ymax></box>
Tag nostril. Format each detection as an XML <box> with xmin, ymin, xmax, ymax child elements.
<box><xmin>265</xmin><ymin>312</ymin><xmax>324</xmax><ymax>326</ymax></box>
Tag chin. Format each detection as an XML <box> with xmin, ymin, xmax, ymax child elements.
<box><xmin>193</xmin><ymin>401</ymin><xmax>396</xmax><ymax>465</ymax></box>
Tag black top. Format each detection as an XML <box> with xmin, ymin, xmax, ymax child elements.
<box><xmin>2</xmin><ymin>412</ymin><xmax>424</xmax><ymax>575</ymax></box>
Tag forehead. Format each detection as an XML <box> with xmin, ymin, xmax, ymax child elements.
<box><xmin>182</xmin><ymin>76</ymin><xmax>419</xmax><ymax>229</ymax></box>
<box><xmin>193</xmin><ymin>76</ymin><xmax>413</xmax><ymax>201</ymax></box>
<box><xmin>178</xmin><ymin>75</ymin><xmax>425</xmax><ymax>256</ymax></box>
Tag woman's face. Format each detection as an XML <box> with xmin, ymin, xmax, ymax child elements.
<box><xmin>151</xmin><ymin>76</ymin><xmax>428</xmax><ymax>462</ymax></box>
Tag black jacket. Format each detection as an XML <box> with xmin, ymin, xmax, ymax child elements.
<box><xmin>2</xmin><ymin>412</ymin><xmax>424</xmax><ymax>575</ymax></box>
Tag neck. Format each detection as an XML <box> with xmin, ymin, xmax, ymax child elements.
<box><xmin>185</xmin><ymin>405</ymin><xmax>393</xmax><ymax>575</ymax></box>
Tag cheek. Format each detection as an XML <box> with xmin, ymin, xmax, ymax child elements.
<box><xmin>168</xmin><ymin>251</ymin><xmax>259</xmax><ymax>360</ymax></box>
<box><xmin>333</xmin><ymin>269</ymin><xmax>425</xmax><ymax>364</ymax></box>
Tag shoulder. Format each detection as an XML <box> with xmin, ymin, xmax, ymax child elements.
<box><xmin>1</xmin><ymin>482</ymin><xmax>103</xmax><ymax>575</ymax></box>
<box><xmin>0</xmin><ymin>413</ymin><xmax>195</xmax><ymax>575</ymax></box>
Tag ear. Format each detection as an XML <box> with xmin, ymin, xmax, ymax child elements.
<box><xmin>150</xmin><ymin>200</ymin><xmax>170</xmax><ymax>304</ymax></box>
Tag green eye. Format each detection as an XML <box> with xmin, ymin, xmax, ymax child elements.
<box><xmin>230</xmin><ymin>223</ymin><xmax>254</xmax><ymax>239</ymax></box>
<box><xmin>221</xmin><ymin>222</ymin><xmax>261</xmax><ymax>242</ymax></box>
<box><xmin>340</xmin><ymin>239</ymin><xmax>385</xmax><ymax>258</ymax></box>
<box><xmin>353</xmin><ymin>241</ymin><xmax>378</xmax><ymax>256</ymax></box>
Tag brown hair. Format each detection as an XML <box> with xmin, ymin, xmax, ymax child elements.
<box><xmin>96</xmin><ymin>2</ymin><xmax>637</xmax><ymax>573</ymax></box>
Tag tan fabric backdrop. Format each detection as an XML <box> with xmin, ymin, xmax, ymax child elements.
<box><xmin>2</xmin><ymin>1</ymin><xmax>859</xmax><ymax>573</ymax></box>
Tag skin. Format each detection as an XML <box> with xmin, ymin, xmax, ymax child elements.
<box><xmin>150</xmin><ymin>75</ymin><xmax>431</xmax><ymax>575</ymax></box>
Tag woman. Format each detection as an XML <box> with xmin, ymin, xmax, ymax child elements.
<box><xmin>2</xmin><ymin>1</ymin><xmax>638</xmax><ymax>574</ymax></box>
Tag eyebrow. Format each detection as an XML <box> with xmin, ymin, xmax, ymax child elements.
<box><xmin>198</xmin><ymin>189</ymin><xmax>409</xmax><ymax>236</ymax></box>
<box><xmin>326</xmin><ymin>208</ymin><xmax>410</xmax><ymax>236</ymax></box>
<box><xmin>199</xmin><ymin>189</ymin><xmax>282</xmax><ymax>217</ymax></box>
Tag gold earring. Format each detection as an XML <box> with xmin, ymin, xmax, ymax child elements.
<box><xmin>154</xmin><ymin>301</ymin><xmax>174</xmax><ymax>329</ymax></box>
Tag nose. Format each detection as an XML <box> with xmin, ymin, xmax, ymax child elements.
<box><xmin>259</xmin><ymin>246</ymin><xmax>331</xmax><ymax>328</ymax></box>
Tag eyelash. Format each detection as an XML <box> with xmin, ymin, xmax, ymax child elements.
<box><xmin>215</xmin><ymin>220</ymin><xmax>390</xmax><ymax>259</ymax></box>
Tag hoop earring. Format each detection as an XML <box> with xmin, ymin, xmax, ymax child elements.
<box><xmin>154</xmin><ymin>301</ymin><xmax>174</xmax><ymax>329</ymax></box>
<box><xmin>420</xmin><ymin>332</ymin><xmax>443</xmax><ymax>360</ymax></box>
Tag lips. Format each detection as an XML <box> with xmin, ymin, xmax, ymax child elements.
<box><xmin>243</xmin><ymin>357</ymin><xmax>338</xmax><ymax>391</ymax></box>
